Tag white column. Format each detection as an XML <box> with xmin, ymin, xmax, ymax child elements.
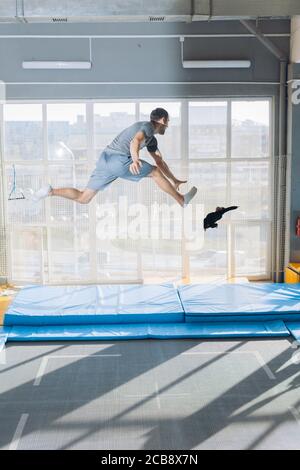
<box><xmin>291</xmin><ymin>16</ymin><xmax>300</xmax><ymax>63</ymax></box>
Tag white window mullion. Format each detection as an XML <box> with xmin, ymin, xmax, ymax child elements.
<box><xmin>0</xmin><ymin>103</ymin><xmax>12</xmax><ymax>283</ymax></box>
<box><xmin>135</xmin><ymin>101</ymin><xmax>143</xmax><ymax>282</ymax></box>
<box><xmin>268</xmin><ymin>96</ymin><xmax>274</xmax><ymax>279</ymax></box>
<box><xmin>227</xmin><ymin>99</ymin><xmax>234</xmax><ymax>279</ymax></box>
<box><xmin>42</xmin><ymin>103</ymin><xmax>49</xmax><ymax>284</ymax></box>
<box><xmin>181</xmin><ymin>99</ymin><xmax>190</xmax><ymax>281</ymax></box>
<box><xmin>86</xmin><ymin>102</ymin><xmax>97</xmax><ymax>281</ymax></box>
<box><xmin>188</xmin><ymin>157</ymin><xmax>270</xmax><ymax>163</ymax></box>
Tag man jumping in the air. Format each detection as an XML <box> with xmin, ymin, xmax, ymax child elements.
<box><xmin>32</xmin><ymin>107</ymin><xmax>197</xmax><ymax>207</ymax></box>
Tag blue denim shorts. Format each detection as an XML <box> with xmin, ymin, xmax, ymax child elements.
<box><xmin>86</xmin><ymin>150</ymin><xmax>155</xmax><ymax>191</ymax></box>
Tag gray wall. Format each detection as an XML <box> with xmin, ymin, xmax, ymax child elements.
<box><xmin>287</xmin><ymin>63</ymin><xmax>300</xmax><ymax>262</ymax></box>
<box><xmin>0</xmin><ymin>19</ymin><xmax>290</xmax><ymax>99</ymax></box>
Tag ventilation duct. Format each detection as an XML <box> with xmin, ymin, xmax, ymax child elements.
<box><xmin>0</xmin><ymin>0</ymin><xmax>299</xmax><ymax>23</ymax></box>
<box><xmin>0</xmin><ymin>0</ymin><xmax>207</xmax><ymax>23</ymax></box>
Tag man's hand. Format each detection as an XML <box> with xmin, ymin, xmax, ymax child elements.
<box><xmin>130</xmin><ymin>159</ymin><xmax>142</xmax><ymax>175</ymax></box>
<box><xmin>149</xmin><ymin>151</ymin><xmax>187</xmax><ymax>190</ymax></box>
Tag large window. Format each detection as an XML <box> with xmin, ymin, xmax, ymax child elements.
<box><xmin>4</xmin><ymin>104</ymin><xmax>43</xmax><ymax>161</ymax></box>
<box><xmin>189</xmin><ymin>101</ymin><xmax>227</xmax><ymax>159</ymax></box>
<box><xmin>1</xmin><ymin>99</ymin><xmax>272</xmax><ymax>284</ymax></box>
<box><xmin>188</xmin><ymin>99</ymin><xmax>272</xmax><ymax>281</ymax></box>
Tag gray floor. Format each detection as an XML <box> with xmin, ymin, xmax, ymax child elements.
<box><xmin>1</xmin><ymin>338</ymin><xmax>300</xmax><ymax>450</ymax></box>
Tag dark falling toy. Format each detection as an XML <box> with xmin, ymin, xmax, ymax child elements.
<box><xmin>203</xmin><ymin>206</ymin><xmax>238</xmax><ymax>230</ymax></box>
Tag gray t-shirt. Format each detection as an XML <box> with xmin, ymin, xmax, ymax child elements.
<box><xmin>105</xmin><ymin>121</ymin><xmax>157</xmax><ymax>156</ymax></box>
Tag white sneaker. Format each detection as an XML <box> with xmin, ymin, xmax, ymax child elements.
<box><xmin>31</xmin><ymin>184</ymin><xmax>52</xmax><ymax>202</ymax></box>
<box><xmin>183</xmin><ymin>186</ymin><xmax>197</xmax><ymax>207</ymax></box>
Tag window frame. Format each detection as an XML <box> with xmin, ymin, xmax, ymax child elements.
<box><xmin>0</xmin><ymin>97</ymin><xmax>274</xmax><ymax>284</ymax></box>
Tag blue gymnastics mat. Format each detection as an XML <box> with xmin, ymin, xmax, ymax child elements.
<box><xmin>2</xmin><ymin>282</ymin><xmax>300</xmax><ymax>344</ymax></box>
<box><xmin>4</xmin><ymin>284</ymin><xmax>184</xmax><ymax>326</ymax></box>
<box><xmin>284</xmin><ymin>322</ymin><xmax>300</xmax><ymax>342</ymax></box>
<box><xmin>178</xmin><ymin>283</ymin><xmax>300</xmax><ymax>323</ymax></box>
<box><xmin>0</xmin><ymin>320</ymin><xmax>289</xmax><ymax>347</ymax></box>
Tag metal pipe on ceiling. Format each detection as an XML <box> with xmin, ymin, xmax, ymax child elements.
<box><xmin>0</xmin><ymin>0</ymin><xmax>298</xmax><ymax>23</ymax></box>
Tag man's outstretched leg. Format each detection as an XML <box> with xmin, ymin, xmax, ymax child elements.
<box><xmin>150</xmin><ymin>167</ymin><xmax>197</xmax><ymax>207</ymax></box>
<box><xmin>51</xmin><ymin>187</ymin><xmax>97</xmax><ymax>204</ymax></box>
<box><xmin>31</xmin><ymin>184</ymin><xmax>97</xmax><ymax>204</ymax></box>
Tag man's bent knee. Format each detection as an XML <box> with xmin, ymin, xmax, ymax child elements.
<box><xmin>77</xmin><ymin>197</ymin><xmax>90</xmax><ymax>205</ymax></box>
<box><xmin>150</xmin><ymin>166</ymin><xmax>160</xmax><ymax>178</ymax></box>
<box><xmin>77</xmin><ymin>189</ymin><xmax>97</xmax><ymax>204</ymax></box>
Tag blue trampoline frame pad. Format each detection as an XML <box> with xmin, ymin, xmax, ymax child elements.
<box><xmin>1</xmin><ymin>282</ymin><xmax>300</xmax><ymax>344</ymax></box>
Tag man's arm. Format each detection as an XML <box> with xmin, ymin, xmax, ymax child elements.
<box><xmin>129</xmin><ymin>131</ymin><xmax>145</xmax><ymax>175</ymax></box>
<box><xmin>148</xmin><ymin>149</ymin><xmax>186</xmax><ymax>188</ymax></box>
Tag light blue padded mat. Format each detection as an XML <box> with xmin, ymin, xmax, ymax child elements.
<box><xmin>285</xmin><ymin>322</ymin><xmax>300</xmax><ymax>342</ymax></box>
<box><xmin>178</xmin><ymin>283</ymin><xmax>300</xmax><ymax>322</ymax></box>
<box><xmin>6</xmin><ymin>320</ymin><xmax>290</xmax><ymax>341</ymax></box>
<box><xmin>2</xmin><ymin>283</ymin><xmax>299</xmax><ymax>343</ymax></box>
<box><xmin>4</xmin><ymin>284</ymin><xmax>184</xmax><ymax>326</ymax></box>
